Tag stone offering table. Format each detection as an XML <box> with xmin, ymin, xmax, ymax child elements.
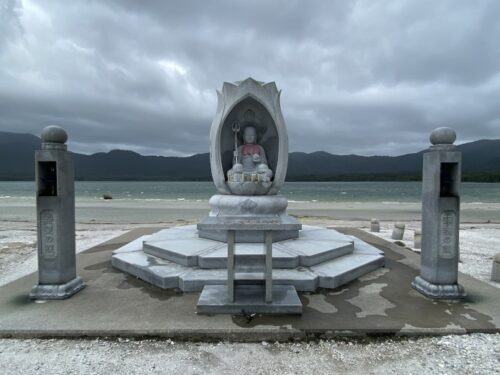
<box><xmin>196</xmin><ymin>217</ymin><xmax>303</xmax><ymax>314</ymax></box>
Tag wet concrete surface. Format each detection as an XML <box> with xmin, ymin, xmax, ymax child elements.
<box><xmin>0</xmin><ymin>227</ymin><xmax>498</xmax><ymax>341</ymax></box>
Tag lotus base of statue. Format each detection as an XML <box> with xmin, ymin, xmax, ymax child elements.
<box><xmin>197</xmin><ymin>194</ymin><xmax>301</xmax><ymax>243</ymax></box>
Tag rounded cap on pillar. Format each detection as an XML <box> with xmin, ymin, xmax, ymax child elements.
<box><xmin>41</xmin><ymin>125</ymin><xmax>68</xmax><ymax>144</ymax></box>
<box><xmin>430</xmin><ymin>127</ymin><xmax>456</xmax><ymax>145</ymax></box>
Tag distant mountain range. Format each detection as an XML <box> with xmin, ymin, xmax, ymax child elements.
<box><xmin>1</xmin><ymin>131</ymin><xmax>500</xmax><ymax>181</ymax></box>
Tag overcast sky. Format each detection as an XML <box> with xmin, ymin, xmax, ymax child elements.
<box><xmin>1</xmin><ymin>0</ymin><xmax>499</xmax><ymax>157</ymax></box>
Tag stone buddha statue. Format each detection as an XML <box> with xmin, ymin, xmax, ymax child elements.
<box><xmin>227</xmin><ymin>125</ymin><xmax>273</xmax><ymax>195</ymax></box>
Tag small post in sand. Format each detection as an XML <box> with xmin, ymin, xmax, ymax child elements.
<box><xmin>391</xmin><ymin>223</ymin><xmax>405</xmax><ymax>240</ymax></box>
<box><xmin>370</xmin><ymin>218</ymin><xmax>380</xmax><ymax>232</ymax></box>
<box><xmin>492</xmin><ymin>253</ymin><xmax>500</xmax><ymax>282</ymax></box>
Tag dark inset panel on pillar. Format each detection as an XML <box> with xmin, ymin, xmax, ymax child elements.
<box><xmin>38</xmin><ymin>161</ymin><xmax>58</xmax><ymax>197</ymax></box>
<box><xmin>440</xmin><ymin>163</ymin><xmax>459</xmax><ymax>197</ymax></box>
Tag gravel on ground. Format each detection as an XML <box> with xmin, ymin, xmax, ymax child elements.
<box><xmin>0</xmin><ymin>334</ymin><xmax>498</xmax><ymax>375</ymax></box>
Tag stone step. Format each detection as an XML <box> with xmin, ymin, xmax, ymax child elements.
<box><xmin>142</xmin><ymin>225</ymin><xmax>355</xmax><ymax>269</ymax></box>
<box><xmin>197</xmin><ymin>285</ymin><xmax>302</xmax><ymax>315</ymax></box>
<box><xmin>199</xmin><ymin>244</ymin><xmax>298</xmax><ymax>269</ymax></box>
<box><xmin>143</xmin><ymin>238</ymin><xmax>223</xmax><ymax>267</ymax></box>
<box><xmin>311</xmin><ymin>252</ymin><xmax>385</xmax><ymax>289</ymax></box>
<box><xmin>112</xmin><ymin>233</ymin><xmax>384</xmax><ymax>293</ymax></box>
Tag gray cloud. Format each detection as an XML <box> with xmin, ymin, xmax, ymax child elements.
<box><xmin>0</xmin><ymin>0</ymin><xmax>499</xmax><ymax>157</ymax></box>
<box><xmin>0</xmin><ymin>0</ymin><xmax>22</xmax><ymax>47</ymax></box>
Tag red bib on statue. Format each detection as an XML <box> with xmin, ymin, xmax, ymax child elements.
<box><xmin>241</xmin><ymin>144</ymin><xmax>261</xmax><ymax>155</ymax></box>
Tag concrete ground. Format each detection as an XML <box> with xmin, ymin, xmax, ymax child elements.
<box><xmin>0</xmin><ymin>228</ymin><xmax>498</xmax><ymax>340</ymax></box>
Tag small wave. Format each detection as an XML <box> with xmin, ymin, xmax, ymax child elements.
<box><xmin>0</xmin><ymin>196</ymin><xmax>34</xmax><ymax>200</ymax></box>
<box><xmin>87</xmin><ymin>197</ymin><xmax>191</xmax><ymax>202</ymax></box>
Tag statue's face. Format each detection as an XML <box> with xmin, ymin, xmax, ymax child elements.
<box><xmin>243</xmin><ymin>127</ymin><xmax>256</xmax><ymax>144</ymax></box>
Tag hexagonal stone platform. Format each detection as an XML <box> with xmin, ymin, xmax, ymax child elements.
<box><xmin>111</xmin><ymin>225</ymin><xmax>385</xmax><ymax>292</ymax></box>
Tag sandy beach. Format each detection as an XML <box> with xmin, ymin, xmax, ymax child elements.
<box><xmin>3</xmin><ymin>199</ymin><xmax>500</xmax><ymax>223</ymax></box>
<box><xmin>1</xmin><ymin>199</ymin><xmax>499</xmax><ymax>373</ymax></box>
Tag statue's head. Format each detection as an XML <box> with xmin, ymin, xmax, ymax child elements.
<box><xmin>243</xmin><ymin>126</ymin><xmax>257</xmax><ymax>144</ymax></box>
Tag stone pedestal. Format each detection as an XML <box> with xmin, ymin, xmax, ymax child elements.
<box><xmin>30</xmin><ymin>126</ymin><xmax>84</xmax><ymax>300</ymax></box>
<box><xmin>198</xmin><ymin>195</ymin><xmax>301</xmax><ymax>243</ymax></box>
<box><xmin>412</xmin><ymin>127</ymin><xmax>465</xmax><ymax>299</ymax></box>
<box><xmin>112</xmin><ymin>224</ymin><xmax>385</xmax><ymax>294</ymax></box>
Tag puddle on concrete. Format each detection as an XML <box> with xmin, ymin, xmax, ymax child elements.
<box><xmin>117</xmin><ymin>275</ymin><xmax>183</xmax><ymax>302</ymax></box>
<box><xmin>8</xmin><ymin>293</ymin><xmax>34</xmax><ymax>307</ymax></box>
<box><xmin>84</xmin><ymin>260</ymin><xmax>120</xmax><ymax>274</ymax></box>
<box><xmin>303</xmin><ymin>294</ymin><xmax>338</xmax><ymax>314</ymax></box>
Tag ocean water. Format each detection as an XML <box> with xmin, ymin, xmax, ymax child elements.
<box><xmin>1</xmin><ymin>181</ymin><xmax>500</xmax><ymax>203</ymax></box>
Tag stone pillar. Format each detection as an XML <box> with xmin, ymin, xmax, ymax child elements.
<box><xmin>391</xmin><ymin>223</ymin><xmax>405</xmax><ymax>240</ymax></box>
<box><xmin>370</xmin><ymin>218</ymin><xmax>380</xmax><ymax>232</ymax></box>
<box><xmin>29</xmin><ymin>126</ymin><xmax>85</xmax><ymax>300</ymax></box>
<box><xmin>492</xmin><ymin>253</ymin><xmax>500</xmax><ymax>283</ymax></box>
<box><xmin>412</xmin><ymin>127</ymin><xmax>465</xmax><ymax>299</ymax></box>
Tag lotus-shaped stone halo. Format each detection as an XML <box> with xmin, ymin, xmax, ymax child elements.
<box><xmin>209</xmin><ymin>78</ymin><xmax>289</xmax><ymax>196</ymax></box>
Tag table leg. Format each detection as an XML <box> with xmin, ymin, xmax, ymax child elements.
<box><xmin>227</xmin><ymin>230</ymin><xmax>235</xmax><ymax>302</ymax></box>
<box><xmin>265</xmin><ymin>231</ymin><xmax>273</xmax><ymax>303</ymax></box>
